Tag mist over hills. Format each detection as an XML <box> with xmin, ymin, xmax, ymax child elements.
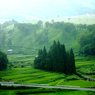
<box><xmin>0</xmin><ymin>0</ymin><xmax>95</xmax><ymax>23</ymax></box>
<box><xmin>39</xmin><ymin>0</ymin><xmax>95</xmax><ymax>18</ymax></box>
<box><xmin>0</xmin><ymin>12</ymin><xmax>40</xmax><ymax>23</ymax></box>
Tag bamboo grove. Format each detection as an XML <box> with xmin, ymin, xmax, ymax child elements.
<box><xmin>34</xmin><ymin>41</ymin><xmax>76</xmax><ymax>74</ymax></box>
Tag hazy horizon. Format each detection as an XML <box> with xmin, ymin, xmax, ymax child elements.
<box><xmin>0</xmin><ymin>0</ymin><xmax>95</xmax><ymax>19</ymax></box>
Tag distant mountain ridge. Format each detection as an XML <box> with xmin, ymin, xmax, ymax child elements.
<box><xmin>0</xmin><ymin>12</ymin><xmax>40</xmax><ymax>23</ymax></box>
<box><xmin>0</xmin><ymin>0</ymin><xmax>95</xmax><ymax>23</ymax></box>
<box><xmin>30</xmin><ymin>0</ymin><xmax>95</xmax><ymax>18</ymax></box>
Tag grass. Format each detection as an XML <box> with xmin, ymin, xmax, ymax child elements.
<box><xmin>75</xmin><ymin>56</ymin><xmax>95</xmax><ymax>75</ymax></box>
<box><xmin>1</xmin><ymin>55</ymin><xmax>95</xmax><ymax>88</ymax></box>
<box><xmin>51</xmin><ymin>14</ymin><xmax>95</xmax><ymax>25</ymax></box>
<box><xmin>0</xmin><ymin>91</ymin><xmax>89</xmax><ymax>95</ymax></box>
<box><xmin>7</xmin><ymin>54</ymin><xmax>35</xmax><ymax>69</ymax></box>
<box><xmin>1</xmin><ymin>66</ymin><xmax>95</xmax><ymax>88</ymax></box>
<box><xmin>66</xmin><ymin>80</ymin><xmax>94</xmax><ymax>88</ymax></box>
<box><xmin>0</xmin><ymin>67</ymin><xmax>65</xmax><ymax>85</ymax></box>
<box><xmin>0</xmin><ymin>86</ymin><xmax>94</xmax><ymax>95</ymax></box>
<box><xmin>0</xmin><ymin>55</ymin><xmax>95</xmax><ymax>94</ymax></box>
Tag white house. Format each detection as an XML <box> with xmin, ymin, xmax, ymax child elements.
<box><xmin>7</xmin><ymin>49</ymin><xmax>13</xmax><ymax>53</ymax></box>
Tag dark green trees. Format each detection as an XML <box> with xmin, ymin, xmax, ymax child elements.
<box><xmin>69</xmin><ymin>48</ymin><xmax>76</xmax><ymax>74</ymax></box>
<box><xmin>0</xmin><ymin>50</ymin><xmax>8</xmax><ymax>71</ymax></box>
<box><xmin>34</xmin><ymin>41</ymin><xmax>76</xmax><ymax>74</ymax></box>
<box><xmin>78</xmin><ymin>24</ymin><xmax>95</xmax><ymax>55</ymax></box>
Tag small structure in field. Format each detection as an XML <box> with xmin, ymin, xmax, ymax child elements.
<box><xmin>7</xmin><ymin>49</ymin><xmax>13</xmax><ymax>53</ymax></box>
<box><xmin>35</xmin><ymin>55</ymin><xmax>38</xmax><ymax>57</ymax></box>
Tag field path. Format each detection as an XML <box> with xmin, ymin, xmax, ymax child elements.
<box><xmin>1</xmin><ymin>82</ymin><xmax>95</xmax><ymax>92</ymax></box>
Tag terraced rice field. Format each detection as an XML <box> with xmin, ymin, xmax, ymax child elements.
<box><xmin>1</xmin><ymin>66</ymin><xmax>95</xmax><ymax>88</ymax></box>
<box><xmin>75</xmin><ymin>56</ymin><xmax>95</xmax><ymax>75</ymax></box>
<box><xmin>0</xmin><ymin>66</ymin><xmax>66</xmax><ymax>86</ymax></box>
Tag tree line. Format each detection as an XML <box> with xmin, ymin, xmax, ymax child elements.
<box><xmin>0</xmin><ymin>50</ymin><xmax>8</xmax><ymax>71</ymax></box>
<box><xmin>34</xmin><ymin>41</ymin><xmax>76</xmax><ymax>74</ymax></box>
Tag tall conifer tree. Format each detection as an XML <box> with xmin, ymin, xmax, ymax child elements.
<box><xmin>34</xmin><ymin>41</ymin><xmax>76</xmax><ymax>74</ymax></box>
<box><xmin>70</xmin><ymin>48</ymin><xmax>76</xmax><ymax>73</ymax></box>
<box><xmin>60</xmin><ymin>44</ymin><xmax>66</xmax><ymax>73</ymax></box>
<box><xmin>52</xmin><ymin>41</ymin><xmax>58</xmax><ymax>71</ymax></box>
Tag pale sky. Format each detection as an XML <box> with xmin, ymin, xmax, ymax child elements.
<box><xmin>0</xmin><ymin>0</ymin><xmax>52</xmax><ymax>14</ymax></box>
<box><xmin>0</xmin><ymin>0</ymin><xmax>95</xmax><ymax>18</ymax></box>
<box><xmin>0</xmin><ymin>0</ymin><xmax>94</xmax><ymax>12</ymax></box>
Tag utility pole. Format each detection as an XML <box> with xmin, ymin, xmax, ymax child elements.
<box><xmin>20</xmin><ymin>63</ymin><xmax>22</xmax><ymax>86</ymax></box>
<box><xmin>91</xmin><ymin>70</ymin><xmax>93</xmax><ymax>88</ymax></box>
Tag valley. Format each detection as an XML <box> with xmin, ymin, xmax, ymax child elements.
<box><xmin>0</xmin><ymin>15</ymin><xmax>95</xmax><ymax>95</ymax></box>
<box><xmin>0</xmin><ymin>54</ymin><xmax>95</xmax><ymax>95</ymax></box>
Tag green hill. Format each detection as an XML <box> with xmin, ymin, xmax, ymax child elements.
<box><xmin>0</xmin><ymin>21</ymin><xmax>74</xmax><ymax>54</ymax></box>
<box><xmin>0</xmin><ymin>20</ymin><xmax>95</xmax><ymax>56</ymax></box>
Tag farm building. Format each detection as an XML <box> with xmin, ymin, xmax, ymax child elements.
<box><xmin>7</xmin><ymin>49</ymin><xmax>13</xmax><ymax>53</ymax></box>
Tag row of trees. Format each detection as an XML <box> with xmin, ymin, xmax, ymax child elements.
<box><xmin>0</xmin><ymin>50</ymin><xmax>8</xmax><ymax>71</ymax></box>
<box><xmin>34</xmin><ymin>41</ymin><xmax>76</xmax><ymax>74</ymax></box>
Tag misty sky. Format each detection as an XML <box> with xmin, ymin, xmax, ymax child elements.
<box><xmin>0</xmin><ymin>0</ymin><xmax>95</xmax><ymax>18</ymax></box>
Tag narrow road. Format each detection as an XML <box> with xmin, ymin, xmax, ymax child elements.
<box><xmin>1</xmin><ymin>83</ymin><xmax>95</xmax><ymax>92</ymax></box>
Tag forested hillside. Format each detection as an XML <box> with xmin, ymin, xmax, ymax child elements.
<box><xmin>78</xmin><ymin>24</ymin><xmax>95</xmax><ymax>56</ymax></box>
<box><xmin>0</xmin><ymin>19</ymin><xmax>95</xmax><ymax>56</ymax></box>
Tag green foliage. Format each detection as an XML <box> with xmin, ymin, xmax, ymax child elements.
<box><xmin>7</xmin><ymin>54</ymin><xmax>34</xmax><ymax>69</ymax></box>
<box><xmin>78</xmin><ymin>24</ymin><xmax>95</xmax><ymax>55</ymax></box>
<box><xmin>0</xmin><ymin>21</ymin><xmax>78</xmax><ymax>55</ymax></box>
<box><xmin>1</xmin><ymin>19</ymin><xmax>95</xmax><ymax>56</ymax></box>
<box><xmin>51</xmin><ymin>19</ymin><xmax>54</xmax><ymax>23</ymax></box>
<box><xmin>75</xmin><ymin>56</ymin><xmax>95</xmax><ymax>83</ymax></box>
<box><xmin>37</xmin><ymin>20</ymin><xmax>43</xmax><ymax>26</ymax></box>
<box><xmin>87</xmin><ymin>24</ymin><xmax>95</xmax><ymax>32</ymax></box>
<box><xmin>0</xmin><ymin>31</ymin><xmax>6</xmax><ymax>48</ymax></box>
<box><xmin>2</xmin><ymin>19</ymin><xmax>18</xmax><ymax>28</ymax></box>
<box><xmin>0</xmin><ymin>65</ymin><xmax>95</xmax><ymax>94</ymax></box>
<box><xmin>77</xmin><ymin>24</ymin><xmax>87</xmax><ymax>29</ymax></box>
<box><xmin>7</xmin><ymin>38</ymin><xmax>12</xmax><ymax>47</ymax></box>
<box><xmin>34</xmin><ymin>41</ymin><xmax>76</xmax><ymax>74</ymax></box>
<box><xmin>0</xmin><ymin>86</ymin><xmax>91</xmax><ymax>95</ymax></box>
<box><xmin>64</xmin><ymin>23</ymin><xmax>76</xmax><ymax>33</ymax></box>
<box><xmin>0</xmin><ymin>50</ymin><xmax>8</xmax><ymax>70</ymax></box>
<box><xmin>52</xmin><ymin>22</ymin><xmax>63</xmax><ymax>29</ymax></box>
<box><xmin>0</xmin><ymin>66</ymin><xmax>66</xmax><ymax>85</ymax></box>
<box><xmin>66</xmin><ymin>74</ymin><xmax>80</xmax><ymax>81</ymax></box>
<box><xmin>70</xmin><ymin>48</ymin><xmax>76</xmax><ymax>73</ymax></box>
<box><xmin>66</xmin><ymin>80</ymin><xmax>94</xmax><ymax>88</ymax></box>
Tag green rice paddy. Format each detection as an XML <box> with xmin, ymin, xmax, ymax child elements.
<box><xmin>0</xmin><ymin>54</ymin><xmax>95</xmax><ymax>95</ymax></box>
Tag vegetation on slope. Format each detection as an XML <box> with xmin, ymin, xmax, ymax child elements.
<box><xmin>0</xmin><ymin>16</ymin><xmax>95</xmax><ymax>95</ymax></box>
<box><xmin>78</xmin><ymin>24</ymin><xmax>95</xmax><ymax>56</ymax></box>
<box><xmin>0</xmin><ymin>20</ymin><xmax>77</xmax><ymax>54</ymax></box>
<box><xmin>0</xmin><ymin>50</ymin><xmax>8</xmax><ymax>71</ymax></box>
<box><xmin>34</xmin><ymin>41</ymin><xmax>75</xmax><ymax>74</ymax></box>
<box><xmin>0</xmin><ymin>19</ymin><xmax>95</xmax><ymax>56</ymax></box>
